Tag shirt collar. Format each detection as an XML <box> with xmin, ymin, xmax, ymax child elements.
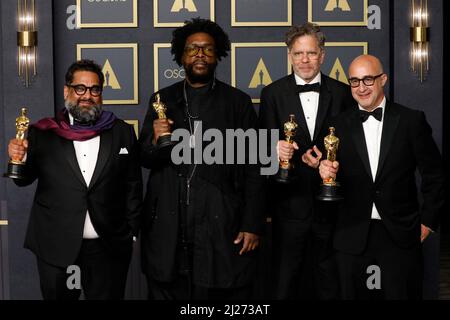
<box><xmin>294</xmin><ymin>72</ymin><xmax>321</xmax><ymax>86</ymax></box>
<box><xmin>358</xmin><ymin>96</ymin><xmax>386</xmax><ymax>113</ymax></box>
<box><xmin>68</xmin><ymin>112</ymin><xmax>74</xmax><ymax>125</ymax></box>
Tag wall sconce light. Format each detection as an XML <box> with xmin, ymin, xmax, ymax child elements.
<box><xmin>410</xmin><ymin>0</ymin><xmax>429</xmax><ymax>82</ymax></box>
<box><xmin>17</xmin><ymin>0</ymin><xmax>37</xmax><ymax>87</ymax></box>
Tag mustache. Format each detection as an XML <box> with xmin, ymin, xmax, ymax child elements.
<box><xmin>78</xmin><ymin>98</ymin><xmax>96</xmax><ymax>104</ymax></box>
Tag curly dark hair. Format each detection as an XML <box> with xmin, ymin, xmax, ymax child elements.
<box><xmin>65</xmin><ymin>59</ymin><xmax>105</xmax><ymax>87</ymax></box>
<box><xmin>171</xmin><ymin>18</ymin><xmax>230</xmax><ymax>66</ymax></box>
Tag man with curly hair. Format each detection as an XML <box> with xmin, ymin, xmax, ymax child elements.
<box><xmin>139</xmin><ymin>18</ymin><xmax>265</xmax><ymax>300</ymax></box>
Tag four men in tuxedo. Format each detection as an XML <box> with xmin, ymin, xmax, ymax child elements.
<box><xmin>319</xmin><ymin>55</ymin><xmax>444</xmax><ymax>299</ymax></box>
<box><xmin>259</xmin><ymin>22</ymin><xmax>355</xmax><ymax>299</ymax></box>
<box><xmin>7</xmin><ymin>60</ymin><xmax>143</xmax><ymax>300</ymax></box>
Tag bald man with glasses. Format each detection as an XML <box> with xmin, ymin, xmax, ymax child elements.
<box><xmin>319</xmin><ymin>54</ymin><xmax>444</xmax><ymax>299</ymax></box>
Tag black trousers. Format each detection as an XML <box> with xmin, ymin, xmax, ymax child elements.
<box><xmin>146</xmin><ymin>242</ymin><xmax>252</xmax><ymax>300</ymax></box>
<box><xmin>36</xmin><ymin>238</ymin><xmax>132</xmax><ymax>300</ymax></box>
<box><xmin>146</xmin><ymin>274</ymin><xmax>253</xmax><ymax>300</ymax></box>
<box><xmin>336</xmin><ymin>220</ymin><xmax>423</xmax><ymax>300</ymax></box>
<box><xmin>271</xmin><ymin>217</ymin><xmax>339</xmax><ymax>300</ymax></box>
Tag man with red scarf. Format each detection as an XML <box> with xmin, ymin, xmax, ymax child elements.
<box><xmin>7</xmin><ymin>60</ymin><xmax>142</xmax><ymax>300</ymax></box>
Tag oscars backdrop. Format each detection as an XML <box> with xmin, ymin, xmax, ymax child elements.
<box><xmin>0</xmin><ymin>0</ymin><xmax>444</xmax><ymax>299</ymax></box>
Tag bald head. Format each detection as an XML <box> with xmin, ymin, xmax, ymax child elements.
<box><xmin>348</xmin><ymin>54</ymin><xmax>388</xmax><ymax>112</ymax></box>
<box><xmin>349</xmin><ymin>54</ymin><xmax>384</xmax><ymax>76</ymax></box>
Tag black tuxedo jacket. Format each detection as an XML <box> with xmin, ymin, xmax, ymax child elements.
<box><xmin>16</xmin><ymin>120</ymin><xmax>143</xmax><ymax>267</ymax></box>
<box><xmin>331</xmin><ymin>101</ymin><xmax>444</xmax><ymax>254</ymax></box>
<box><xmin>259</xmin><ymin>73</ymin><xmax>355</xmax><ymax>221</ymax></box>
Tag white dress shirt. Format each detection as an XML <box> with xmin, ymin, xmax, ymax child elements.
<box><xmin>69</xmin><ymin>114</ymin><xmax>100</xmax><ymax>239</ymax></box>
<box><xmin>359</xmin><ymin>97</ymin><xmax>386</xmax><ymax>220</ymax></box>
<box><xmin>295</xmin><ymin>72</ymin><xmax>321</xmax><ymax>140</ymax></box>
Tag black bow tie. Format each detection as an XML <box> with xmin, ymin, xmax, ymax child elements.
<box><xmin>296</xmin><ymin>82</ymin><xmax>320</xmax><ymax>93</ymax></box>
<box><xmin>360</xmin><ymin>108</ymin><xmax>383</xmax><ymax>122</ymax></box>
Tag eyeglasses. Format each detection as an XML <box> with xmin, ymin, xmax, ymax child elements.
<box><xmin>184</xmin><ymin>45</ymin><xmax>216</xmax><ymax>57</ymax></box>
<box><xmin>67</xmin><ymin>84</ymin><xmax>103</xmax><ymax>97</ymax></box>
<box><xmin>348</xmin><ymin>74</ymin><xmax>384</xmax><ymax>88</ymax></box>
<box><xmin>290</xmin><ymin>51</ymin><xmax>321</xmax><ymax>61</ymax></box>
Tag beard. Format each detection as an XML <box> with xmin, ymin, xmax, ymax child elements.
<box><xmin>65</xmin><ymin>99</ymin><xmax>103</xmax><ymax>125</ymax></box>
<box><xmin>184</xmin><ymin>60</ymin><xmax>217</xmax><ymax>85</ymax></box>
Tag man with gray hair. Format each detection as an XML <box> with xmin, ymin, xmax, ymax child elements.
<box><xmin>259</xmin><ymin>22</ymin><xmax>355</xmax><ymax>299</ymax></box>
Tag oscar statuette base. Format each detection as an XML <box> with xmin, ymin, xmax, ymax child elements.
<box><xmin>316</xmin><ymin>182</ymin><xmax>344</xmax><ymax>202</ymax></box>
<box><xmin>3</xmin><ymin>162</ymin><xmax>27</xmax><ymax>180</ymax></box>
<box><xmin>157</xmin><ymin>134</ymin><xmax>176</xmax><ymax>149</ymax></box>
<box><xmin>274</xmin><ymin>167</ymin><xmax>298</xmax><ymax>184</ymax></box>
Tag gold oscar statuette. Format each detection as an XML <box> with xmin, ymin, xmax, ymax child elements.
<box><xmin>275</xmin><ymin>114</ymin><xmax>298</xmax><ymax>184</ymax></box>
<box><xmin>317</xmin><ymin>127</ymin><xmax>344</xmax><ymax>201</ymax></box>
<box><xmin>4</xmin><ymin>107</ymin><xmax>30</xmax><ymax>179</ymax></box>
<box><xmin>152</xmin><ymin>93</ymin><xmax>175</xmax><ymax>148</ymax></box>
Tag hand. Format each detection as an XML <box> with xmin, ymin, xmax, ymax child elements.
<box><xmin>302</xmin><ymin>145</ymin><xmax>322</xmax><ymax>169</ymax></box>
<box><xmin>318</xmin><ymin>160</ymin><xmax>339</xmax><ymax>181</ymax></box>
<box><xmin>234</xmin><ymin>232</ymin><xmax>260</xmax><ymax>255</ymax></box>
<box><xmin>152</xmin><ymin>118</ymin><xmax>174</xmax><ymax>145</ymax></box>
<box><xmin>277</xmin><ymin>140</ymin><xmax>299</xmax><ymax>162</ymax></box>
<box><xmin>8</xmin><ymin>138</ymin><xmax>28</xmax><ymax>162</ymax></box>
<box><xmin>420</xmin><ymin>224</ymin><xmax>432</xmax><ymax>243</ymax></box>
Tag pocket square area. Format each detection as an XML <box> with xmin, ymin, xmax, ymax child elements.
<box><xmin>119</xmin><ymin>147</ymin><xmax>129</xmax><ymax>154</ymax></box>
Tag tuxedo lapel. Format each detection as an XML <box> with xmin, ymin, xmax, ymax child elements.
<box><xmin>286</xmin><ymin>74</ymin><xmax>311</xmax><ymax>144</ymax></box>
<box><xmin>375</xmin><ymin>101</ymin><xmax>400</xmax><ymax>181</ymax></box>
<box><xmin>313</xmin><ymin>75</ymin><xmax>331</xmax><ymax>142</ymax></box>
<box><xmin>347</xmin><ymin>109</ymin><xmax>373</xmax><ymax>180</ymax></box>
<box><xmin>89</xmin><ymin>127</ymin><xmax>113</xmax><ymax>189</ymax></box>
<box><xmin>60</xmin><ymin>138</ymin><xmax>87</xmax><ymax>188</ymax></box>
